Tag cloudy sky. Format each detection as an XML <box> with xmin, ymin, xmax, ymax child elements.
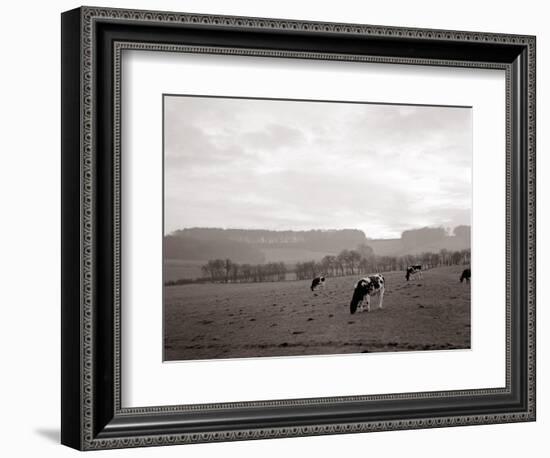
<box><xmin>164</xmin><ymin>95</ymin><xmax>472</xmax><ymax>239</ymax></box>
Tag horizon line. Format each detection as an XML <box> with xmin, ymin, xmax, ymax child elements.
<box><xmin>166</xmin><ymin>224</ymin><xmax>471</xmax><ymax>240</ymax></box>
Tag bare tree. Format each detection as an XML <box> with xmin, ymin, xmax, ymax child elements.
<box><xmin>348</xmin><ymin>250</ymin><xmax>362</xmax><ymax>275</ymax></box>
<box><xmin>230</xmin><ymin>262</ymin><xmax>240</xmax><ymax>283</ymax></box>
<box><xmin>321</xmin><ymin>255</ymin><xmax>337</xmax><ymax>277</ymax></box>
<box><xmin>193</xmin><ymin>247</ymin><xmax>470</xmax><ymax>285</ymax></box>
<box><xmin>223</xmin><ymin>258</ymin><xmax>233</xmax><ymax>283</ymax></box>
<box><xmin>277</xmin><ymin>262</ymin><xmax>287</xmax><ymax>281</ymax></box>
<box><xmin>336</xmin><ymin>251</ymin><xmax>349</xmax><ymax>276</ymax></box>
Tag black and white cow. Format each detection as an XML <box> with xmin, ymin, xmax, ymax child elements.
<box><xmin>310</xmin><ymin>275</ymin><xmax>326</xmax><ymax>291</ymax></box>
<box><xmin>350</xmin><ymin>274</ymin><xmax>385</xmax><ymax>314</ymax></box>
<box><xmin>460</xmin><ymin>268</ymin><xmax>471</xmax><ymax>283</ymax></box>
<box><xmin>406</xmin><ymin>264</ymin><xmax>423</xmax><ymax>281</ymax></box>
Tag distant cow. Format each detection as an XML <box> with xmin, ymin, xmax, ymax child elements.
<box><xmin>406</xmin><ymin>265</ymin><xmax>423</xmax><ymax>281</ymax></box>
<box><xmin>460</xmin><ymin>268</ymin><xmax>471</xmax><ymax>283</ymax></box>
<box><xmin>310</xmin><ymin>275</ymin><xmax>326</xmax><ymax>291</ymax></box>
<box><xmin>350</xmin><ymin>274</ymin><xmax>385</xmax><ymax>314</ymax></box>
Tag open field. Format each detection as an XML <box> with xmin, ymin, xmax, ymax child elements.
<box><xmin>164</xmin><ymin>265</ymin><xmax>470</xmax><ymax>361</ymax></box>
<box><xmin>164</xmin><ymin>259</ymin><xmax>204</xmax><ymax>282</ymax></box>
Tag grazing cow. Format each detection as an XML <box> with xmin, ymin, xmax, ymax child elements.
<box><xmin>350</xmin><ymin>274</ymin><xmax>385</xmax><ymax>314</ymax></box>
<box><xmin>406</xmin><ymin>264</ymin><xmax>423</xmax><ymax>281</ymax></box>
<box><xmin>460</xmin><ymin>268</ymin><xmax>471</xmax><ymax>283</ymax></box>
<box><xmin>310</xmin><ymin>275</ymin><xmax>326</xmax><ymax>291</ymax></box>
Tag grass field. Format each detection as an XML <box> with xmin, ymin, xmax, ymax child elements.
<box><xmin>164</xmin><ymin>259</ymin><xmax>204</xmax><ymax>282</ymax></box>
<box><xmin>164</xmin><ymin>265</ymin><xmax>470</xmax><ymax>361</ymax></box>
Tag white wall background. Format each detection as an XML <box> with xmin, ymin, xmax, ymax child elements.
<box><xmin>0</xmin><ymin>0</ymin><xmax>545</xmax><ymax>456</ymax></box>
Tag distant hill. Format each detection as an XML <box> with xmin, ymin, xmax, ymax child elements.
<box><xmin>164</xmin><ymin>234</ymin><xmax>265</xmax><ymax>264</ymax></box>
<box><xmin>368</xmin><ymin>226</ymin><xmax>471</xmax><ymax>256</ymax></box>
<box><xmin>166</xmin><ymin>228</ymin><xmax>365</xmax><ymax>265</ymax></box>
<box><xmin>165</xmin><ymin>226</ymin><xmax>471</xmax><ymax>264</ymax></box>
<box><xmin>172</xmin><ymin>228</ymin><xmax>366</xmax><ymax>252</ymax></box>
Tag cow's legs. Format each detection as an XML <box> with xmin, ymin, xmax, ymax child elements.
<box><xmin>378</xmin><ymin>289</ymin><xmax>384</xmax><ymax>309</ymax></box>
<box><xmin>365</xmin><ymin>294</ymin><xmax>371</xmax><ymax>312</ymax></box>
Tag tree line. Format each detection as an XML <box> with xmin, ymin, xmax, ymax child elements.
<box><xmin>163</xmin><ymin>246</ymin><xmax>471</xmax><ymax>285</ymax></box>
<box><xmin>294</xmin><ymin>247</ymin><xmax>470</xmax><ymax>280</ymax></box>
<box><xmin>200</xmin><ymin>259</ymin><xmax>287</xmax><ymax>283</ymax></box>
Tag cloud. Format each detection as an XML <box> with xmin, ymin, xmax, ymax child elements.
<box><xmin>164</xmin><ymin>96</ymin><xmax>472</xmax><ymax>238</ymax></box>
<box><xmin>242</xmin><ymin>123</ymin><xmax>306</xmax><ymax>151</ymax></box>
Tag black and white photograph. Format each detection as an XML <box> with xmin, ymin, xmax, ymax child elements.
<box><xmin>163</xmin><ymin>95</ymin><xmax>472</xmax><ymax>361</ymax></box>
<box><xmin>53</xmin><ymin>2</ymin><xmax>538</xmax><ymax>453</ymax></box>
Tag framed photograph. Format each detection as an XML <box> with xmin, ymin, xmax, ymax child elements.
<box><xmin>61</xmin><ymin>6</ymin><xmax>536</xmax><ymax>450</ymax></box>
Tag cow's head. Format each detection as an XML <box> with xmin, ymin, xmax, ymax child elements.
<box><xmin>350</xmin><ymin>280</ymin><xmax>369</xmax><ymax>314</ymax></box>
